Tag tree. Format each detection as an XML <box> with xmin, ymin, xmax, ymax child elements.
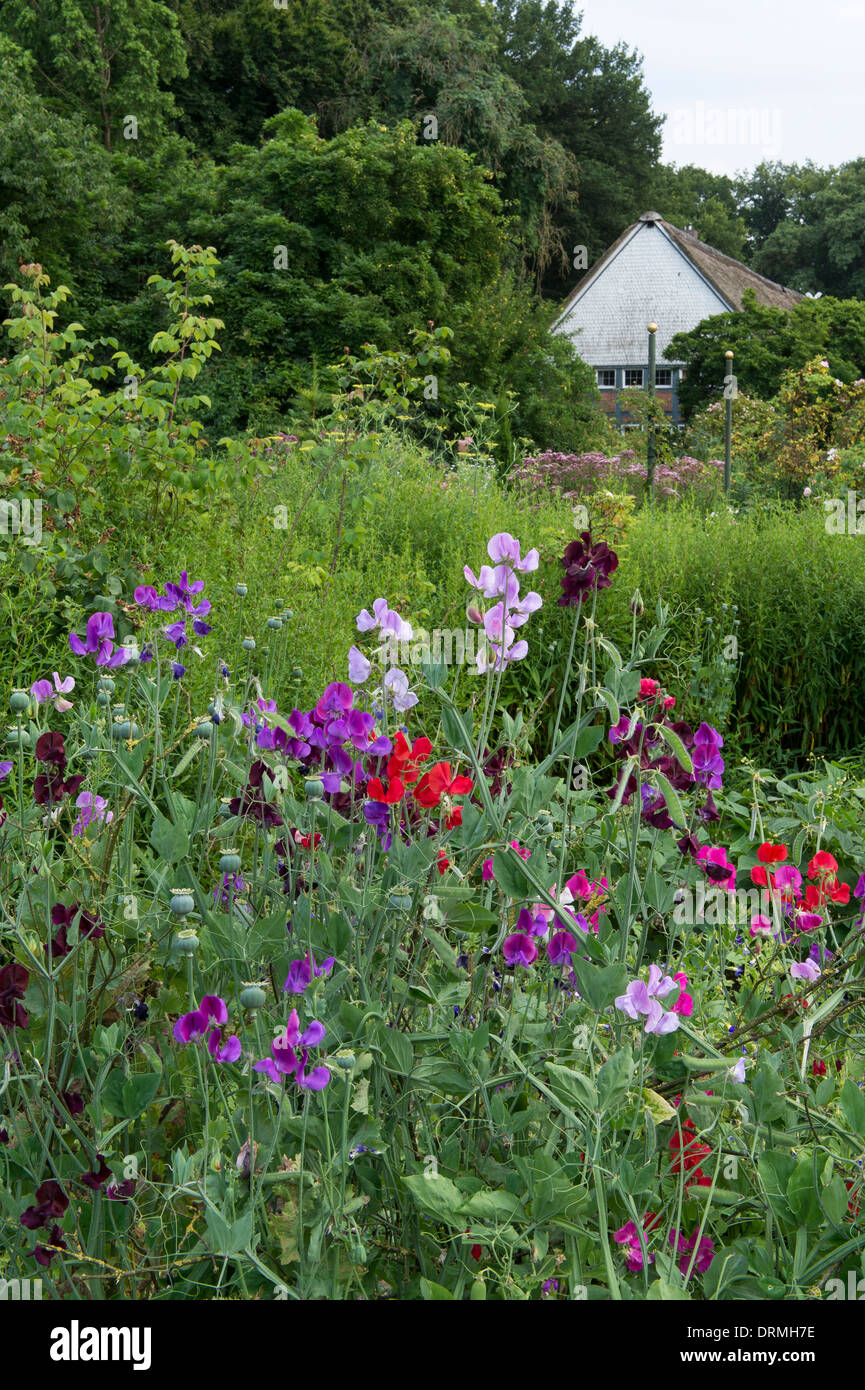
<box><xmin>646</xmin><ymin>164</ymin><xmax>748</xmax><ymax>260</ymax></box>
<box><xmin>666</xmin><ymin>292</ymin><xmax>865</xmax><ymax>417</ymax></box>
<box><xmin>0</xmin><ymin>37</ymin><xmax>123</xmax><ymax>294</ymax></box>
<box><xmin>0</xmin><ymin>0</ymin><xmax>187</xmax><ymax>149</ymax></box>
<box><xmin>186</xmin><ymin>110</ymin><xmax>508</xmax><ymax>433</ymax></box>
<box><xmin>747</xmin><ymin>161</ymin><xmax>865</xmax><ymax>299</ymax></box>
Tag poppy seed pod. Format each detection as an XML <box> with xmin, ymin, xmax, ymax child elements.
<box><xmin>291</xmin><ymin>667</ymin><xmax>303</xmax><ymax>682</ymax></box>
<box><xmin>335</xmin><ymin>1051</ymin><xmax>356</xmax><ymax>1071</ymax></box>
<box><xmin>219</xmin><ymin>850</ymin><xmax>241</xmax><ymax>874</ymax></box>
<box><xmin>174</xmin><ymin>929</ymin><xmax>199</xmax><ymax>954</ymax></box>
<box><xmin>266</xmin><ymin>617</ymin><xmax>282</xmax><ymax>630</ymax></box>
<box><xmin>6</xmin><ymin>726</ymin><xmax>29</xmax><ymax>747</ymax></box>
<box><xmin>111</xmin><ymin>721</ymin><xmax>132</xmax><ymax>740</ymax></box>
<box><xmin>96</xmin><ymin>691</ymin><xmax>110</xmax><ymax>707</ymax></box>
<box><xmin>282</xmin><ymin>609</ymin><xmax>294</xmax><ymax>621</ymax></box>
<box><xmin>240</xmin><ymin>984</ymin><xmax>267</xmax><ymax>1011</ymax></box>
<box><xmin>235</xmin><ymin>584</ymin><xmax>248</xmax><ymax>598</ymax></box>
<box><xmin>9</xmin><ymin>689</ymin><xmax>30</xmax><ymax>713</ymax></box>
<box><xmin>169</xmin><ymin>890</ymin><xmax>195</xmax><ymax>917</ymax></box>
<box><xmin>97</xmin><ymin>677</ymin><xmax>116</xmax><ymax>694</ymax></box>
<box><xmin>304</xmin><ymin>777</ymin><xmax>324</xmax><ymax>801</ymax></box>
<box><xmin>194</xmin><ymin>720</ymin><xmax>214</xmax><ymax>739</ymax></box>
<box><xmin>241</xmin><ymin>636</ymin><xmax>256</xmax><ymax>652</ymax></box>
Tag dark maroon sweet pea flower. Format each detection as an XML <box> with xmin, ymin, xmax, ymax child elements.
<box><xmin>32</xmin><ymin>1223</ymin><xmax>67</xmax><ymax>1267</ymax></box>
<box><xmin>20</xmin><ymin>1178</ymin><xmax>68</xmax><ymax>1229</ymax></box>
<box><xmin>80</xmin><ymin>1153</ymin><xmax>112</xmax><ymax>1190</ymax></box>
<box><xmin>58</xmin><ymin>1089</ymin><xmax>85</xmax><ymax>1116</ymax></box>
<box><xmin>0</xmin><ymin>962</ymin><xmax>29</xmax><ymax>1031</ymax></box>
<box><xmin>106</xmin><ymin>1179</ymin><xmax>136</xmax><ymax>1202</ymax></box>
<box><xmin>35</xmin><ymin>731</ymin><xmax>67</xmax><ymax>767</ymax></box>
<box><xmin>558</xmin><ymin>532</ymin><xmax>619</xmax><ymax>608</ymax></box>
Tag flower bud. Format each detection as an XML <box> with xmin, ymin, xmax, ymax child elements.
<box><xmin>9</xmin><ymin>689</ymin><xmax>30</xmax><ymax>713</ymax></box>
<box><xmin>466</xmin><ymin>603</ymin><xmax>484</xmax><ymax>626</ymax></box>
<box><xmin>630</xmin><ymin>589</ymin><xmax>644</xmax><ymax>617</ymax></box>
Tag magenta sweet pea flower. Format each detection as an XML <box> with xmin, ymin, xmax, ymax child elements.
<box><xmin>547</xmin><ymin>930</ymin><xmax>578</xmax><ymax>965</ymax></box>
<box><xmin>283</xmin><ymin>949</ymin><xmax>336</xmax><ymax>995</ymax></box>
<box><xmin>174</xmin><ymin>995</ymin><xmax>227</xmax><ymax>1042</ymax></box>
<box><xmin>503</xmin><ymin>933</ymin><xmax>538</xmax><ymax>968</ymax></box>
<box><xmin>253</xmin><ymin>1009</ymin><xmax>330</xmax><ymax>1090</ymax></box>
<box><xmin>69</xmin><ymin>612</ymin><xmax>130</xmax><ymax>667</ymax></box>
<box><xmin>670</xmin><ymin>971</ymin><xmax>693</xmax><ymax>1017</ymax></box>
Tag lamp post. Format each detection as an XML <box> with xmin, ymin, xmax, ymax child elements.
<box><xmin>647</xmin><ymin>323</ymin><xmax>658</xmax><ymax>504</ymax></box>
<box><xmin>724</xmin><ymin>349</ymin><xmax>734</xmax><ymax>497</ymax></box>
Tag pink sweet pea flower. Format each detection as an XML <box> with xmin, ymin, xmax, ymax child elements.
<box><xmin>30</xmin><ymin>673</ymin><xmax>75</xmax><ymax>712</ymax></box>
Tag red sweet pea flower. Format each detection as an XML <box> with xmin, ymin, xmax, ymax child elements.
<box><xmin>812</xmin><ymin>1060</ymin><xmax>827</xmax><ymax>1076</ymax></box>
<box><xmin>829</xmin><ymin>880</ymin><xmax>850</xmax><ymax>904</ymax></box>
<box><xmin>809</xmin><ymin>851</ymin><xmax>838</xmax><ymax>877</ymax></box>
<box><xmin>386</xmin><ymin>733</ymin><xmax>432</xmax><ymax>784</ymax></box>
<box><xmin>367</xmin><ymin>777</ymin><xmax>405</xmax><ymax>805</ymax></box>
<box><xmin>293</xmin><ymin>829</ymin><xmax>322</xmax><ymax>850</ymax></box>
<box><xmin>669</xmin><ymin>1119</ymin><xmax>711</xmax><ymax>1177</ymax></box>
<box><xmin>751</xmin><ymin>864</ymin><xmax>773</xmax><ymax>888</ymax></box>
<box><xmin>758</xmin><ymin>843</ymin><xmax>787</xmax><ymax>864</ymax></box>
<box><xmin>413</xmin><ymin>761</ymin><xmax>473</xmax><ymax>808</ymax></box>
<box><xmin>437</xmin><ymin>849</ymin><xmax>450</xmax><ymax>874</ymax></box>
<box><xmin>445</xmin><ymin>806</ymin><xmax>462</xmax><ymax>830</ymax></box>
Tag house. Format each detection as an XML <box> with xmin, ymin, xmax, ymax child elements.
<box><xmin>551</xmin><ymin>211</ymin><xmax>803</xmax><ymax>426</ymax></box>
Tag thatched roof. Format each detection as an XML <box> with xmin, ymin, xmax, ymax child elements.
<box><xmin>554</xmin><ymin>211</ymin><xmax>803</xmax><ymax>328</ymax></box>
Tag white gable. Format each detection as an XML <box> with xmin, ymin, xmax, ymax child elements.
<box><xmin>552</xmin><ymin>222</ymin><xmax>730</xmax><ymax>366</ymax></box>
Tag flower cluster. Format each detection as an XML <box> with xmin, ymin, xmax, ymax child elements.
<box><xmin>464</xmin><ymin>533</ymin><xmax>542</xmax><ymax>671</ymax></box>
<box><xmin>174</xmin><ymin>995</ymin><xmax>241</xmax><ymax>1065</ymax></box>
<box><xmin>20</xmin><ymin>1179</ymin><xmax>68</xmax><ymax>1267</ymax></box>
<box><xmin>558</xmin><ymin>530</ymin><xmax>618</xmax><ymax>607</ymax></box>
<box><xmin>349</xmin><ymin>597</ymin><xmax>417</xmax><ymax>711</ymax></box>
<box><xmin>253</xmin><ymin>1009</ymin><xmax>330</xmax><ymax>1090</ymax></box>
<box><xmin>33</xmin><ymin>731</ymin><xmax>85</xmax><ymax>807</ymax></box>
<box><xmin>614</xmin><ymin>964</ymin><xmax>689</xmax><ymax>1034</ymax></box>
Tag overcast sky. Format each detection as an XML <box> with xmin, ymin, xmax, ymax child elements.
<box><xmin>579</xmin><ymin>0</ymin><xmax>863</xmax><ymax>177</ymax></box>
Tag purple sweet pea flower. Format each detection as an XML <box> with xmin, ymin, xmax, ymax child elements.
<box><xmin>547</xmin><ymin>930</ymin><xmax>578</xmax><ymax>965</ymax></box>
<box><xmin>503</xmin><ymin>933</ymin><xmax>538</xmax><ymax>968</ymax></box>
<box><xmin>30</xmin><ymin>673</ymin><xmax>75</xmax><ymax>712</ymax></box>
<box><xmin>174</xmin><ymin>995</ymin><xmax>228</xmax><ymax>1044</ymax></box>
<box><xmin>348</xmin><ymin>645</ymin><xmax>371</xmax><ymax>684</ymax></box>
<box><xmin>207</xmin><ymin>1029</ymin><xmax>242</xmax><ymax>1063</ymax></box>
<box><xmin>71</xmin><ymin>791</ymin><xmax>113</xmax><ymax>837</ymax></box>
<box><xmin>253</xmin><ymin>1009</ymin><xmax>330</xmax><ymax>1090</ymax></box>
<box><xmin>0</xmin><ymin>761</ymin><xmax>12</xmax><ymax>781</ymax></box>
<box><xmin>791</xmin><ymin>959</ymin><xmax>821</xmax><ymax>982</ymax></box>
<box><xmin>69</xmin><ymin>612</ymin><xmax>130</xmax><ymax>667</ymax></box>
<box><xmin>283</xmin><ymin>949</ymin><xmax>336</xmax><ymax>995</ymax></box>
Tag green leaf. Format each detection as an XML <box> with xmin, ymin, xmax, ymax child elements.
<box><xmin>419</xmin><ymin>1278</ymin><xmax>455</xmax><ymax>1300</ymax></box>
<box><xmin>597</xmin><ymin>1047</ymin><xmax>634</xmax><ymax>1110</ymax></box>
<box><xmin>492</xmin><ymin>847</ymin><xmax>533</xmax><ymax>899</ymax></box>
<box><xmin>544</xmin><ymin>1061</ymin><xmax>598</xmax><ymax>1112</ymax></box>
<box><xmin>568</xmin><ymin>957</ymin><xmax>629</xmax><ymax>1012</ymax></box>
<box><xmin>149</xmin><ymin>812</ymin><xmax>189</xmax><ymax>864</ymax></box>
<box><xmin>840</xmin><ymin>1078</ymin><xmax>865</xmax><ymax>1136</ymax></box>
<box><xmin>205</xmin><ymin>1207</ymin><xmax>254</xmax><ymax>1256</ymax></box>
<box><xmin>402</xmin><ymin>1173</ymin><xmax>465</xmax><ymax>1224</ymax></box>
<box><xmin>101</xmin><ymin>1070</ymin><xmax>160</xmax><ymax>1119</ymax></box>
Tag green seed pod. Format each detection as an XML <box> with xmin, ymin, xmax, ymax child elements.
<box><xmin>304</xmin><ymin>777</ymin><xmax>324</xmax><ymax>802</ymax></box>
<box><xmin>240</xmin><ymin>984</ymin><xmax>267</xmax><ymax>1010</ymax></box>
<box><xmin>195</xmin><ymin>720</ymin><xmax>214</xmax><ymax>739</ymax></box>
<box><xmin>169</xmin><ymin>890</ymin><xmax>195</xmax><ymax>917</ymax></box>
<box><xmin>282</xmin><ymin>609</ymin><xmax>294</xmax><ymax>622</ymax></box>
<box><xmin>6</xmin><ymin>727</ymin><xmax>30</xmax><ymax>748</ymax></box>
<box><xmin>291</xmin><ymin>666</ymin><xmax>303</xmax><ymax>682</ymax></box>
<box><xmin>174</xmin><ymin>930</ymin><xmax>199</xmax><ymax>954</ymax></box>
<box><xmin>97</xmin><ymin>677</ymin><xmax>116</xmax><ymax>694</ymax></box>
<box><xmin>111</xmin><ymin>720</ymin><xmax>132</xmax><ymax>740</ymax></box>
<box><xmin>470</xmin><ymin>1279</ymin><xmax>486</xmax><ymax>1301</ymax></box>
<box><xmin>266</xmin><ymin>616</ymin><xmax>282</xmax><ymax>630</ymax></box>
<box><xmin>9</xmin><ymin>689</ymin><xmax>30</xmax><ymax>713</ymax></box>
<box><xmin>219</xmin><ymin>850</ymin><xmax>241</xmax><ymax>874</ymax></box>
<box><xmin>96</xmin><ymin>691</ymin><xmax>110</xmax><ymax>708</ymax></box>
<box><xmin>388</xmin><ymin>893</ymin><xmax>412</xmax><ymax>912</ymax></box>
<box><xmin>241</xmin><ymin>636</ymin><xmax>256</xmax><ymax>652</ymax></box>
<box><xmin>235</xmin><ymin>584</ymin><xmax>248</xmax><ymax>598</ymax></box>
<box><xmin>335</xmin><ymin>1051</ymin><xmax>356</xmax><ymax>1071</ymax></box>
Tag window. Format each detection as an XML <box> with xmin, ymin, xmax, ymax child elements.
<box><xmin>655</xmin><ymin>368</ymin><xmax>673</xmax><ymax>387</ymax></box>
<box><xmin>596</xmin><ymin>369</ymin><xmax>615</xmax><ymax>388</ymax></box>
<box><xmin>621</xmin><ymin>423</ymin><xmax>644</xmax><ymax>432</ymax></box>
<box><xmin>624</xmin><ymin>368</ymin><xmax>644</xmax><ymax>387</ymax></box>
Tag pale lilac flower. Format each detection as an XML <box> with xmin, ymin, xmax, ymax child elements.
<box><xmin>72</xmin><ymin>791</ymin><xmax>113</xmax><ymax>837</ymax></box>
<box><xmin>727</xmin><ymin>1056</ymin><xmax>747</xmax><ymax>1083</ymax></box>
<box><xmin>486</xmin><ymin>532</ymin><xmax>539</xmax><ymax>573</ymax></box>
<box><xmin>30</xmin><ymin>673</ymin><xmax>75</xmax><ymax>712</ymax></box>
<box><xmin>348</xmin><ymin>645</ymin><xmax>371</xmax><ymax>684</ymax></box>
<box><xmin>791</xmin><ymin>959</ymin><xmax>821</xmax><ymax>982</ymax></box>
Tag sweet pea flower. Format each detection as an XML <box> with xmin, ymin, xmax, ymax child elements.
<box><xmin>348</xmin><ymin>645</ymin><xmax>371</xmax><ymax>684</ymax></box>
<box><xmin>503</xmin><ymin>934</ymin><xmax>538</xmax><ymax>968</ymax></box>
<box><xmin>68</xmin><ymin>612</ymin><xmax>130</xmax><ymax>668</ymax></box>
<box><xmin>30</xmin><ymin>673</ymin><xmax>75</xmax><ymax>712</ymax></box>
<box><xmin>71</xmin><ymin>791</ymin><xmax>113</xmax><ymax>837</ymax></box>
<box><xmin>791</xmin><ymin>959</ymin><xmax>821</xmax><ymax>982</ymax></box>
<box><xmin>174</xmin><ymin>995</ymin><xmax>240</xmax><ymax>1065</ymax></box>
<box><xmin>253</xmin><ymin>1010</ymin><xmax>330</xmax><ymax>1090</ymax></box>
<box><xmin>727</xmin><ymin>1056</ymin><xmax>747</xmax><ymax>1083</ymax></box>
<box><xmin>283</xmin><ymin>949</ymin><xmax>336</xmax><ymax>995</ymax></box>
